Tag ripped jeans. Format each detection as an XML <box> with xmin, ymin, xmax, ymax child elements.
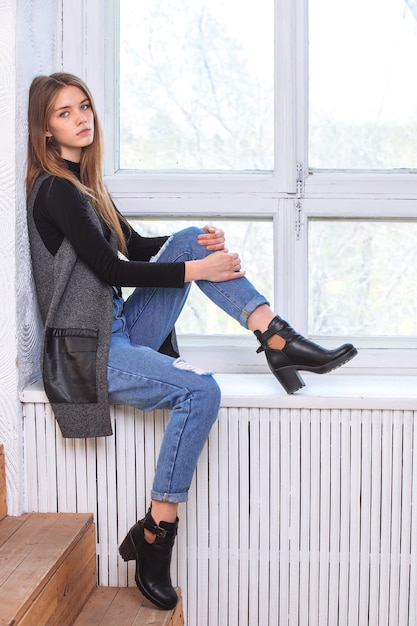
<box><xmin>107</xmin><ymin>227</ymin><xmax>268</xmax><ymax>503</ymax></box>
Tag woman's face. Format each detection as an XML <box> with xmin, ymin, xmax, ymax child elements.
<box><xmin>46</xmin><ymin>85</ymin><xmax>95</xmax><ymax>161</ymax></box>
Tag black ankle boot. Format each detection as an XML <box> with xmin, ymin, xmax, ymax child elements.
<box><xmin>255</xmin><ymin>316</ymin><xmax>357</xmax><ymax>394</ymax></box>
<box><xmin>119</xmin><ymin>508</ymin><xmax>179</xmax><ymax>610</ymax></box>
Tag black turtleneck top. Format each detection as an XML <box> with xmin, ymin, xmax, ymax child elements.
<box><xmin>33</xmin><ymin>160</ymin><xmax>185</xmax><ymax>289</ymax></box>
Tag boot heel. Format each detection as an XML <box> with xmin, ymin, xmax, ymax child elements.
<box><xmin>119</xmin><ymin>531</ymin><xmax>136</xmax><ymax>561</ymax></box>
<box><xmin>274</xmin><ymin>367</ymin><xmax>305</xmax><ymax>394</ymax></box>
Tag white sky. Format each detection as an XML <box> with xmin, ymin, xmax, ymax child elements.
<box><xmin>121</xmin><ymin>0</ymin><xmax>274</xmax><ymax>80</ymax></box>
<box><xmin>121</xmin><ymin>0</ymin><xmax>417</xmax><ymax>124</ymax></box>
<box><xmin>309</xmin><ymin>0</ymin><xmax>417</xmax><ymax>123</ymax></box>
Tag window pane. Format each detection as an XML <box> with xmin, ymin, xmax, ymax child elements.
<box><xmin>119</xmin><ymin>0</ymin><xmax>274</xmax><ymax>170</ymax></box>
<box><xmin>309</xmin><ymin>0</ymin><xmax>417</xmax><ymax>170</ymax></box>
<box><xmin>124</xmin><ymin>219</ymin><xmax>274</xmax><ymax>333</ymax></box>
<box><xmin>308</xmin><ymin>219</ymin><xmax>417</xmax><ymax>337</ymax></box>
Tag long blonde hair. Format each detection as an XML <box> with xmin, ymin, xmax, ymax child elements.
<box><xmin>26</xmin><ymin>72</ymin><xmax>129</xmax><ymax>254</ymax></box>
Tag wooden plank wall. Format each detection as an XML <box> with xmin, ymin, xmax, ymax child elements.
<box><xmin>22</xmin><ymin>403</ymin><xmax>417</xmax><ymax>626</ymax></box>
<box><xmin>0</xmin><ymin>444</ymin><xmax>7</xmax><ymax>520</ymax></box>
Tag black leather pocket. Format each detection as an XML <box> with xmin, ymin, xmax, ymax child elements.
<box><xmin>43</xmin><ymin>327</ymin><xmax>98</xmax><ymax>403</ymax></box>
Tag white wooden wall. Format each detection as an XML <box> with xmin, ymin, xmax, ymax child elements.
<box><xmin>1</xmin><ymin>0</ymin><xmax>61</xmax><ymax>516</ymax></box>
<box><xmin>22</xmin><ymin>394</ymin><xmax>417</xmax><ymax>626</ymax></box>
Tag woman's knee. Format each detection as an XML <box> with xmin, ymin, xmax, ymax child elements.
<box><xmin>182</xmin><ymin>226</ymin><xmax>205</xmax><ymax>238</ymax></box>
<box><xmin>194</xmin><ymin>373</ymin><xmax>221</xmax><ymax>430</ymax></box>
<box><xmin>205</xmin><ymin>373</ymin><xmax>221</xmax><ymax>411</ymax></box>
<box><xmin>178</xmin><ymin>365</ymin><xmax>221</xmax><ymax>417</ymax></box>
<box><xmin>173</xmin><ymin>227</ymin><xmax>206</xmax><ymax>257</ymax></box>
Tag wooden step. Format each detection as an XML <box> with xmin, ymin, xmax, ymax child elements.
<box><xmin>0</xmin><ymin>511</ymin><xmax>96</xmax><ymax>625</ymax></box>
<box><xmin>73</xmin><ymin>586</ymin><xmax>184</xmax><ymax>626</ymax></box>
<box><xmin>0</xmin><ymin>445</ymin><xmax>183</xmax><ymax>625</ymax></box>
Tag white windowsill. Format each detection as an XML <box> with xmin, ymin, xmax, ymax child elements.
<box><xmin>20</xmin><ymin>374</ymin><xmax>417</xmax><ymax>411</ymax></box>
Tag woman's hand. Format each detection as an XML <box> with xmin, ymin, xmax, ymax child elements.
<box><xmin>197</xmin><ymin>225</ymin><xmax>225</xmax><ymax>251</ymax></box>
<box><xmin>184</xmin><ymin>250</ymin><xmax>246</xmax><ymax>283</ymax></box>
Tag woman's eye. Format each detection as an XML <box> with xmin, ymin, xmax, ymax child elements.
<box><xmin>81</xmin><ymin>103</ymin><xmax>90</xmax><ymax>110</ymax></box>
<box><xmin>59</xmin><ymin>111</ymin><xmax>69</xmax><ymax>118</ymax></box>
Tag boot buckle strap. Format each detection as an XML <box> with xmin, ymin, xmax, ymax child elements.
<box><xmin>254</xmin><ymin>330</ymin><xmax>267</xmax><ymax>353</ymax></box>
<box><xmin>141</xmin><ymin>518</ymin><xmax>168</xmax><ymax>539</ymax></box>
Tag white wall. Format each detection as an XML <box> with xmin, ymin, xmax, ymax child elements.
<box><xmin>0</xmin><ymin>0</ymin><xmax>60</xmax><ymax>515</ymax></box>
<box><xmin>22</xmin><ymin>387</ymin><xmax>417</xmax><ymax>626</ymax></box>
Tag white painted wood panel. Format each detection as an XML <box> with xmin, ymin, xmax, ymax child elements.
<box><xmin>22</xmin><ymin>396</ymin><xmax>417</xmax><ymax>626</ymax></box>
<box><xmin>0</xmin><ymin>0</ymin><xmax>62</xmax><ymax>515</ymax></box>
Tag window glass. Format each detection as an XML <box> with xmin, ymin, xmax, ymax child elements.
<box><xmin>308</xmin><ymin>219</ymin><xmax>417</xmax><ymax>337</ymax></box>
<box><xmin>309</xmin><ymin>0</ymin><xmax>417</xmax><ymax>170</ymax></box>
<box><xmin>119</xmin><ymin>0</ymin><xmax>274</xmax><ymax>171</ymax></box>
<box><xmin>124</xmin><ymin>219</ymin><xmax>274</xmax><ymax>333</ymax></box>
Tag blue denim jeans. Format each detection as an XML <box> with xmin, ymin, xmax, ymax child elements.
<box><xmin>107</xmin><ymin>227</ymin><xmax>268</xmax><ymax>503</ymax></box>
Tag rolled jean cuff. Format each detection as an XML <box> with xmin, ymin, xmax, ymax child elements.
<box><xmin>151</xmin><ymin>490</ymin><xmax>189</xmax><ymax>503</ymax></box>
<box><xmin>239</xmin><ymin>295</ymin><xmax>270</xmax><ymax>328</ymax></box>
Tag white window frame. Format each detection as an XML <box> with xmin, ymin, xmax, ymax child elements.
<box><xmin>62</xmin><ymin>0</ymin><xmax>417</xmax><ymax>376</ymax></box>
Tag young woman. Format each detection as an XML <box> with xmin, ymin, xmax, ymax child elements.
<box><xmin>26</xmin><ymin>73</ymin><xmax>357</xmax><ymax>611</ymax></box>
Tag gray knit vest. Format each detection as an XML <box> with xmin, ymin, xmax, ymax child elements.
<box><xmin>27</xmin><ymin>174</ymin><xmax>114</xmax><ymax>438</ymax></box>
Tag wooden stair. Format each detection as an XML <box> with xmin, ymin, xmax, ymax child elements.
<box><xmin>0</xmin><ymin>445</ymin><xmax>184</xmax><ymax>625</ymax></box>
<box><xmin>73</xmin><ymin>587</ymin><xmax>184</xmax><ymax>626</ymax></box>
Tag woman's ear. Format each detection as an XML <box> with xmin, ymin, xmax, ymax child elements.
<box><xmin>45</xmin><ymin>129</ymin><xmax>52</xmax><ymax>138</ymax></box>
